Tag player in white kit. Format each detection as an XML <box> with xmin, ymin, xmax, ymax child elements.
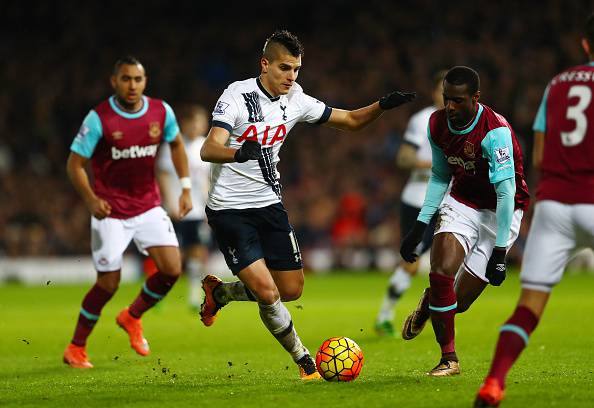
<box><xmin>375</xmin><ymin>71</ymin><xmax>446</xmax><ymax>337</ymax></box>
<box><xmin>198</xmin><ymin>30</ymin><xmax>415</xmax><ymax>379</ymax></box>
<box><xmin>158</xmin><ymin>104</ymin><xmax>211</xmax><ymax>310</ymax></box>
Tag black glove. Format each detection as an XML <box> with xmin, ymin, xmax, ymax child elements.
<box><xmin>486</xmin><ymin>246</ymin><xmax>507</xmax><ymax>286</ymax></box>
<box><xmin>400</xmin><ymin>221</ymin><xmax>427</xmax><ymax>263</ymax></box>
<box><xmin>234</xmin><ymin>140</ymin><xmax>262</xmax><ymax>163</ymax></box>
<box><xmin>379</xmin><ymin>91</ymin><xmax>416</xmax><ymax>110</ymax></box>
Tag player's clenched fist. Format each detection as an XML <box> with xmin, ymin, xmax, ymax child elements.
<box><xmin>400</xmin><ymin>220</ymin><xmax>427</xmax><ymax>263</ymax></box>
<box><xmin>234</xmin><ymin>140</ymin><xmax>262</xmax><ymax>163</ymax></box>
<box><xmin>379</xmin><ymin>91</ymin><xmax>417</xmax><ymax>110</ymax></box>
<box><xmin>486</xmin><ymin>246</ymin><xmax>507</xmax><ymax>286</ymax></box>
<box><xmin>178</xmin><ymin>191</ymin><xmax>193</xmax><ymax>219</ymax></box>
<box><xmin>87</xmin><ymin>197</ymin><xmax>112</xmax><ymax>219</ymax></box>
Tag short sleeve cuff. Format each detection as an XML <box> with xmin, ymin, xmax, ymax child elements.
<box><xmin>212</xmin><ymin>120</ymin><xmax>233</xmax><ymax>133</ymax></box>
<box><xmin>315</xmin><ymin>106</ymin><xmax>332</xmax><ymax>124</ymax></box>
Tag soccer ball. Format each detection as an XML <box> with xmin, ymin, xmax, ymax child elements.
<box><xmin>315</xmin><ymin>337</ymin><xmax>364</xmax><ymax>382</ymax></box>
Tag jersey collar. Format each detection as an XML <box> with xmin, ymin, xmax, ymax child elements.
<box><xmin>256</xmin><ymin>77</ymin><xmax>280</xmax><ymax>102</ymax></box>
<box><xmin>109</xmin><ymin>95</ymin><xmax>149</xmax><ymax>119</ymax></box>
<box><xmin>447</xmin><ymin>103</ymin><xmax>484</xmax><ymax>135</ymax></box>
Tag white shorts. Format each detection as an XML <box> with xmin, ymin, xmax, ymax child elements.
<box><xmin>521</xmin><ymin>200</ymin><xmax>594</xmax><ymax>292</ymax></box>
<box><xmin>91</xmin><ymin>206</ymin><xmax>178</xmax><ymax>272</ymax></box>
<box><xmin>434</xmin><ymin>194</ymin><xmax>523</xmax><ymax>283</ymax></box>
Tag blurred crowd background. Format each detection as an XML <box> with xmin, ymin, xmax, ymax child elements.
<box><xmin>0</xmin><ymin>1</ymin><xmax>589</xmax><ymax>268</ymax></box>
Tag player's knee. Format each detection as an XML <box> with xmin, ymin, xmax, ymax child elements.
<box><xmin>159</xmin><ymin>259</ymin><xmax>182</xmax><ymax>278</ymax></box>
<box><xmin>254</xmin><ymin>286</ymin><xmax>281</xmax><ymax>304</ymax></box>
<box><xmin>97</xmin><ymin>279</ymin><xmax>119</xmax><ymax>293</ymax></box>
<box><xmin>249</xmin><ymin>277</ymin><xmax>280</xmax><ymax>304</ymax></box>
<box><xmin>279</xmin><ymin>284</ymin><xmax>303</xmax><ymax>302</ymax></box>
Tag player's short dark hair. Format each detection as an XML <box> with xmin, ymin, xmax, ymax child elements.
<box><xmin>263</xmin><ymin>30</ymin><xmax>304</xmax><ymax>59</ymax></box>
<box><xmin>113</xmin><ymin>56</ymin><xmax>143</xmax><ymax>75</ymax></box>
<box><xmin>585</xmin><ymin>13</ymin><xmax>594</xmax><ymax>45</ymax></box>
<box><xmin>444</xmin><ymin>66</ymin><xmax>480</xmax><ymax>95</ymax></box>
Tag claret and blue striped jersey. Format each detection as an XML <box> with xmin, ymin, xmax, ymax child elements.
<box><xmin>208</xmin><ymin>77</ymin><xmax>332</xmax><ymax>210</ymax></box>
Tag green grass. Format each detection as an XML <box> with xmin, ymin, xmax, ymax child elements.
<box><xmin>1</xmin><ymin>270</ymin><xmax>593</xmax><ymax>407</ymax></box>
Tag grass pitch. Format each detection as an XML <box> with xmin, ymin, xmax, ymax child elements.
<box><xmin>1</xmin><ymin>270</ymin><xmax>593</xmax><ymax>407</ymax></box>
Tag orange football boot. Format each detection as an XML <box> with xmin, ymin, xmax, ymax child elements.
<box><xmin>474</xmin><ymin>377</ymin><xmax>505</xmax><ymax>407</ymax></box>
<box><xmin>297</xmin><ymin>355</ymin><xmax>322</xmax><ymax>380</ymax></box>
<box><xmin>63</xmin><ymin>343</ymin><xmax>93</xmax><ymax>369</ymax></box>
<box><xmin>116</xmin><ymin>307</ymin><xmax>150</xmax><ymax>356</ymax></box>
<box><xmin>199</xmin><ymin>275</ymin><xmax>225</xmax><ymax>327</ymax></box>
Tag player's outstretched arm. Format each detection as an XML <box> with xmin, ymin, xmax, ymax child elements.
<box><xmin>201</xmin><ymin>126</ymin><xmax>262</xmax><ymax>163</ymax></box>
<box><xmin>168</xmin><ymin>134</ymin><xmax>193</xmax><ymax>219</ymax></box>
<box><xmin>66</xmin><ymin>152</ymin><xmax>111</xmax><ymax>219</ymax></box>
<box><xmin>323</xmin><ymin>91</ymin><xmax>416</xmax><ymax>131</ymax></box>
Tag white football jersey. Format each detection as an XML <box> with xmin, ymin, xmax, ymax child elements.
<box><xmin>401</xmin><ymin>105</ymin><xmax>437</xmax><ymax>208</ymax></box>
<box><xmin>158</xmin><ymin>136</ymin><xmax>210</xmax><ymax>220</ymax></box>
<box><xmin>208</xmin><ymin>77</ymin><xmax>331</xmax><ymax>210</ymax></box>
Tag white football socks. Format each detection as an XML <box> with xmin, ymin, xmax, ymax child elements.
<box><xmin>259</xmin><ymin>299</ymin><xmax>308</xmax><ymax>362</ymax></box>
<box><xmin>377</xmin><ymin>266</ymin><xmax>412</xmax><ymax>322</ymax></box>
<box><xmin>187</xmin><ymin>259</ymin><xmax>204</xmax><ymax>308</ymax></box>
<box><xmin>214</xmin><ymin>281</ymin><xmax>255</xmax><ymax>304</ymax></box>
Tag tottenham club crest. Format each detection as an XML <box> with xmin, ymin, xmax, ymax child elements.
<box><xmin>148</xmin><ymin>122</ymin><xmax>162</xmax><ymax>138</ymax></box>
<box><xmin>463</xmin><ymin>141</ymin><xmax>475</xmax><ymax>158</ymax></box>
<box><xmin>227</xmin><ymin>247</ymin><xmax>239</xmax><ymax>264</ymax></box>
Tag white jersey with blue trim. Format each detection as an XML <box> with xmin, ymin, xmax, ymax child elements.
<box><xmin>208</xmin><ymin>77</ymin><xmax>331</xmax><ymax>210</ymax></box>
<box><xmin>400</xmin><ymin>105</ymin><xmax>437</xmax><ymax>208</ymax></box>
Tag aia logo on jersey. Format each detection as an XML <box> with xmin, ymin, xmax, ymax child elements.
<box><xmin>149</xmin><ymin>122</ymin><xmax>161</xmax><ymax>138</ymax></box>
<box><xmin>463</xmin><ymin>141</ymin><xmax>475</xmax><ymax>158</ymax></box>
<box><xmin>237</xmin><ymin>124</ymin><xmax>287</xmax><ymax>146</ymax></box>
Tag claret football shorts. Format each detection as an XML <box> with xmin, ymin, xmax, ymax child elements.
<box><xmin>433</xmin><ymin>194</ymin><xmax>523</xmax><ymax>283</ymax></box>
<box><xmin>91</xmin><ymin>206</ymin><xmax>179</xmax><ymax>272</ymax></box>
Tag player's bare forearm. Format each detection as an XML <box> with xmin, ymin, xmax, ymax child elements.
<box><xmin>200</xmin><ymin>126</ymin><xmax>237</xmax><ymax>163</ymax></box>
<box><xmin>324</xmin><ymin>103</ymin><xmax>384</xmax><ymax>132</ymax></box>
<box><xmin>66</xmin><ymin>153</ymin><xmax>98</xmax><ymax>205</ymax></box>
<box><xmin>67</xmin><ymin>152</ymin><xmax>111</xmax><ymax>218</ymax></box>
<box><xmin>169</xmin><ymin>134</ymin><xmax>190</xmax><ymax>178</ymax></box>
